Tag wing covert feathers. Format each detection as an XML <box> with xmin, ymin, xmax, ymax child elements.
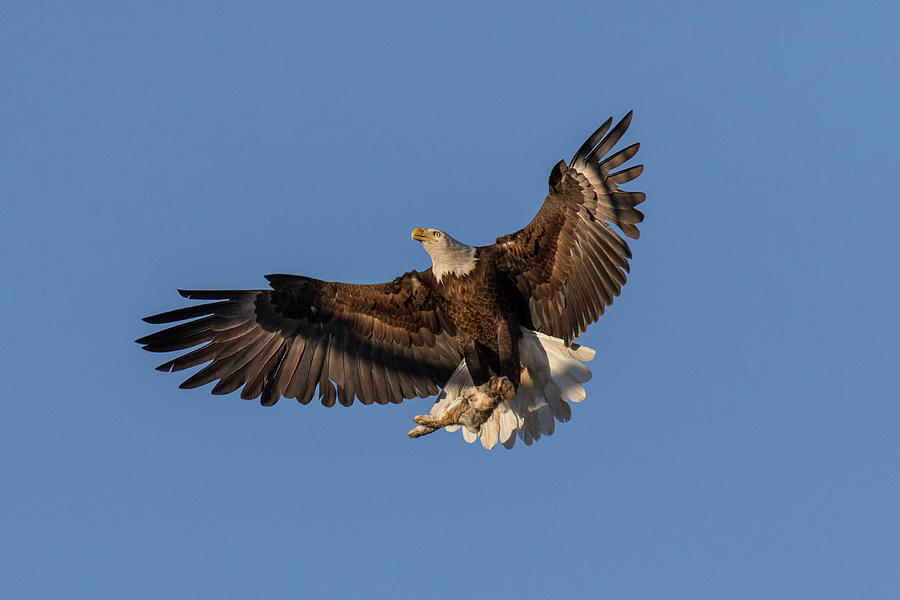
<box><xmin>137</xmin><ymin>272</ymin><xmax>461</xmax><ymax>407</ymax></box>
<box><xmin>490</xmin><ymin>111</ymin><xmax>645</xmax><ymax>343</ymax></box>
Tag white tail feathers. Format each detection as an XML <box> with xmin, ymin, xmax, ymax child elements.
<box><xmin>425</xmin><ymin>328</ymin><xmax>595</xmax><ymax>449</ymax></box>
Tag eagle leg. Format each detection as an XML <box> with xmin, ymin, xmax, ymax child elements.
<box><xmin>408</xmin><ymin>376</ymin><xmax>516</xmax><ymax>438</ymax></box>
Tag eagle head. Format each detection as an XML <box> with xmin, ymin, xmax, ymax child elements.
<box><xmin>411</xmin><ymin>227</ymin><xmax>477</xmax><ymax>281</ymax></box>
<box><xmin>410</xmin><ymin>227</ymin><xmax>446</xmax><ymax>243</ymax></box>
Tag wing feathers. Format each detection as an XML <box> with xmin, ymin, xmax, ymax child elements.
<box><xmin>328</xmin><ymin>329</ymin><xmax>347</xmax><ymax>406</ymax></box>
<box><xmin>241</xmin><ymin>339</ymin><xmax>284</xmax><ymax>400</ymax></box>
<box><xmin>369</xmin><ymin>347</ymin><xmax>391</xmax><ymax>405</ymax></box>
<box><xmin>155</xmin><ymin>341</ymin><xmax>219</xmax><ymax>373</ymax></box>
<box><xmin>609</xmin><ymin>164</ymin><xmax>644</xmax><ymax>184</ymax></box>
<box><xmin>355</xmin><ymin>340</ymin><xmax>376</xmax><ymax>405</ymax></box>
<box><xmin>289</xmin><ymin>325</ymin><xmax>321</xmax><ymax>403</ymax></box>
<box><xmin>140</xmin><ymin>270</ymin><xmax>461</xmax><ymax>408</ymax></box>
<box><xmin>178</xmin><ymin>289</ymin><xmax>253</xmax><ymax>300</ymax></box>
<box><xmin>135</xmin><ymin>316</ymin><xmax>217</xmax><ymax>349</ymax></box>
<box><xmin>263</xmin><ymin>337</ymin><xmax>302</xmax><ymax>406</ymax></box>
<box><xmin>598</xmin><ymin>142</ymin><xmax>639</xmax><ymax>170</ymax></box>
<box><xmin>571</xmin><ymin>116</ymin><xmax>613</xmax><ymax>163</ymax></box>
<box><xmin>584</xmin><ymin>110</ymin><xmax>632</xmax><ymax>163</ymax></box>
<box><xmin>339</xmin><ymin>334</ymin><xmax>359</xmax><ymax>407</ymax></box>
<box><xmin>142</xmin><ymin>301</ymin><xmax>232</xmax><ymax>324</ymax></box>
<box><xmin>491</xmin><ymin>111</ymin><xmax>644</xmax><ymax>343</ymax></box>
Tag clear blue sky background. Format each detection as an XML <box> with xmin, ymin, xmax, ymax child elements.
<box><xmin>2</xmin><ymin>2</ymin><xmax>897</xmax><ymax>598</ymax></box>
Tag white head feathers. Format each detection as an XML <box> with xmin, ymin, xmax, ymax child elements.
<box><xmin>412</xmin><ymin>228</ymin><xmax>478</xmax><ymax>282</ymax></box>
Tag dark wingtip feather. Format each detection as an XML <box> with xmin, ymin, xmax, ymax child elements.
<box><xmin>142</xmin><ymin>301</ymin><xmax>229</xmax><ymax>325</ymax></box>
<box><xmin>622</xmin><ymin>220</ymin><xmax>642</xmax><ymax>239</ymax></box>
<box><xmin>609</xmin><ymin>164</ymin><xmax>644</xmax><ymax>184</ymax></box>
<box><xmin>632</xmin><ymin>208</ymin><xmax>645</xmax><ymax>225</ymax></box>
<box><xmin>142</xmin><ymin>312</ymin><xmax>179</xmax><ymax>325</ymax></box>
<box><xmin>571</xmin><ymin>116</ymin><xmax>613</xmax><ymax>163</ymax></box>
<box><xmin>177</xmin><ymin>289</ymin><xmax>252</xmax><ymax>300</ymax></box>
<box><xmin>585</xmin><ymin>111</ymin><xmax>634</xmax><ymax>163</ymax></box>
<box><xmin>260</xmin><ymin>386</ymin><xmax>278</xmax><ymax>407</ymax></box>
<box><xmin>598</xmin><ymin>142</ymin><xmax>640</xmax><ymax>171</ymax></box>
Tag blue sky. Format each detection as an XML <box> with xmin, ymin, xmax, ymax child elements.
<box><xmin>2</xmin><ymin>1</ymin><xmax>898</xmax><ymax>598</ymax></box>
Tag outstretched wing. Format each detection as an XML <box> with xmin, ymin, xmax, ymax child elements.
<box><xmin>487</xmin><ymin>111</ymin><xmax>645</xmax><ymax>344</ymax></box>
<box><xmin>136</xmin><ymin>270</ymin><xmax>463</xmax><ymax>407</ymax></box>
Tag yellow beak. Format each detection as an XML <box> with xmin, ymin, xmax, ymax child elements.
<box><xmin>411</xmin><ymin>227</ymin><xmax>429</xmax><ymax>241</ymax></box>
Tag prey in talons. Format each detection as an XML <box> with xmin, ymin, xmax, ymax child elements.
<box><xmin>408</xmin><ymin>376</ymin><xmax>516</xmax><ymax>438</ymax></box>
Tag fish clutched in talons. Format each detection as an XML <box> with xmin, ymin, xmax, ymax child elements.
<box><xmin>408</xmin><ymin>376</ymin><xmax>516</xmax><ymax>438</ymax></box>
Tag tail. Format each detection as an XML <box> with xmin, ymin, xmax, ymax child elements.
<box><xmin>425</xmin><ymin>328</ymin><xmax>595</xmax><ymax>449</ymax></box>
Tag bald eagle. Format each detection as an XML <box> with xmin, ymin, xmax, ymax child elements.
<box><xmin>137</xmin><ymin>112</ymin><xmax>645</xmax><ymax>449</ymax></box>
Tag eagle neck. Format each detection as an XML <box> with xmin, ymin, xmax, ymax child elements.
<box><xmin>427</xmin><ymin>240</ymin><xmax>478</xmax><ymax>283</ymax></box>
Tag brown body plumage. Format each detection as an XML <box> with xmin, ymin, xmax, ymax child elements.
<box><xmin>137</xmin><ymin>111</ymin><xmax>646</xmax><ymax>446</ymax></box>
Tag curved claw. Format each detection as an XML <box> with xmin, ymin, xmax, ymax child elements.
<box><xmin>492</xmin><ymin>376</ymin><xmax>516</xmax><ymax>400</ymax></box>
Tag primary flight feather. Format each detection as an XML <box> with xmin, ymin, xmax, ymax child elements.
<box><xmin>137</xmin><ymin>111</ymin><xmax>645</xmax><ymax>449</ymax></box>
